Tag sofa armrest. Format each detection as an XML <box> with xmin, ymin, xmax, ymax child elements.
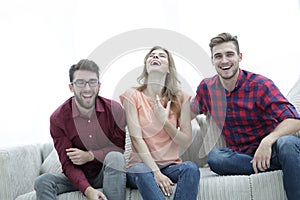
<box><xmin>181</xmin><ymin>117</ymin><xmax>208</xmax><ymax>167</ymax></box>
<box><xmin>181</xmin><ymin>114</ymin><xmax>227</xmax><ymax>167</ymax></box>
<box><xmin>0</xmin><ymin>144</ymin><xmax>43</xmax><ymax>200</ymax></box>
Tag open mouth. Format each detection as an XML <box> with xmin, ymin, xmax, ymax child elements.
<box><xmin>150</xmin><ymin>60</ymin><xmax>161</xmax><ymax>66</ymax></box>
<box><xmin>221</xmin><ymin>66</ymin><xmax>231</xmax><ymax>70</ymax></box>
<box><xmin>82</xmin><ymin>94</ymin><xmax>93</xmax><ymax>100</ymax></box>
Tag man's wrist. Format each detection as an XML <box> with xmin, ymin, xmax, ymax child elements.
<box><xmin>84</xmin><ymin>186</ymin><xmax>93</xmax><ymax>196</ymax></box>
<box><xmin>88</xmin><ymin>150</ymin><xmax>94</xmax><ymax>161</ymax></box>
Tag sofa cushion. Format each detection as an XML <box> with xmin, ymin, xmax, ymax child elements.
<box><xmin>250</xmin><ymin>170</ymin><xmax>287</xmax><ymax>200</ymax></box>
<box><xmin>180</xmin><ymin>115</ymin><xmax>226</xmax><ymax>167</ymax></box>
<box><xmin>286</xmin><ymin>75</ymin><xmax>300</xmax><ymax>112</ymax></box>
<box><xmin>286</xmin><ymin>75</ymin><xmax>300</xmax><ymax>137</ymax></box>
<box><xmin>0</xmin><ymin>144</ymin><xmax>42</xmax><ymax>200</ymax></box>
<box><xmin>15</xmin><ymin>191</ymin><xmax>36</xmax><ymax>200</ymax></box>
<box><xmin>199</xmin><ymin>168</ymin><xmax>251</xmax><ymax>200</ymax></box>
<box><xmin>128</xmin><ymin>168</ymin><xmax>252</xmax><ymax>200</ymax></box>
<box><xmin>15</xmin><ymin>189</ymin><xmax>108</xmax><ymax>200</ymax></box>
<box><xmin>197</xmin><ymin>114</ymin><xmax>226</xmax><ymax>158</ymax></box>
<box><xmin>40</xmin><ymin>148</ymin><xmax>62</xmax><ymax>174</ymax></box>
<box><xmin>40</xmin><ymin>143</ymin><xmax>54</xmax><ymax>161</ymax></box>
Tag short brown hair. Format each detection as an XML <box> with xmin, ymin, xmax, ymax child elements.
<box><xmin>69</xmin><ymin>59</ymin><xmax>100</xmax><ymax>82</ymax></box>
<box><xmin>209</xmin><ymin>33</ymin><xmax>240</xmax><ymax>56</ymax></box>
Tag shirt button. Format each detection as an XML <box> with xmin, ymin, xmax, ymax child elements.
<box><xmin>227</xmin><ymin>108</ymin><xmax>231</xmax><ymax>112</ymax></box>
<box><xmin>88</xmin><ymin>120</ymin><xmax>91</xmax><ymax>123</ymax></box>
<box><xmin>89</xmin><ymin>135</ymin><xmax>92</xmax><ymax>138</ymax></box>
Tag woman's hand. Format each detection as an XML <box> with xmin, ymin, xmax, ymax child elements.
<box><xmin>153</xmin><ymin>95</ymin><xmax>171</xmax><ymax>124</ymax></box>
<box><xmin>153</xmin><ymin>170</ymin><xmax>174</xmax><ymax>197</ymax></box>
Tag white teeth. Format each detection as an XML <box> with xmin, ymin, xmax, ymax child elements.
<box><xmin>221</xmin><ymin>66</ymin><xmax>231</xmax><ymax>70</ymax></box>
<box><xmin>151</xmin><ymin>60</ymin><xmax>161</xmax><ymax>65</ymax></box>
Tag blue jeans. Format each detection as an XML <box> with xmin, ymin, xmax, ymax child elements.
<box><xmin>34</xmin><ymin>152</ymin><xmax>126</xmax><ymax>200</ymax></box>
<box><xmin>127</xmin><ymin>161</ymin><xmax>200</xmax><ymax>200</ymax></box>
<box><xmin>207</xmin><ymin>135</ymin><xmax>300</xmax><ymax>200</ymax></box>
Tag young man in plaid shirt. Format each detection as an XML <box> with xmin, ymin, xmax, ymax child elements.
<box><xmin>190</xmin><ymin>32</ymin><xmax>300</xmax><ymax>200</ymax></box>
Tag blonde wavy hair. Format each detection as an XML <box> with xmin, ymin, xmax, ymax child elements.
<box><xmin>137</xmin><ymin>46</ymin><xmax>182</xmax><ymax>116</ymax></box>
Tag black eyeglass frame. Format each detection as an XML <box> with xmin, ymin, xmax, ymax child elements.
<box><xmin>71</xmin><ymin>79</ymin><xmax>100</xmax><ymax>88</ymax></box>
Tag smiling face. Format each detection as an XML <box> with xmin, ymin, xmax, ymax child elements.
<box><xmin>69</xmin><ymin>70</ymin><xmax>100</xmax><ymax>111</ymax></box>
<box><xmin>145</xmin><ymin>49</ymin><xmax>170</xmax><ymax>74</ymax></box>
<box><xmin>212</xmin><ymin>41</ymin><xmax>242</xmax><ymax>81</ymax></box>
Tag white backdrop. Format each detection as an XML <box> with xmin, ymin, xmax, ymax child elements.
<box><xmin>0</xmin><ymin>0</ymin><xmax>299</xmax><ymax>147</ymax></box>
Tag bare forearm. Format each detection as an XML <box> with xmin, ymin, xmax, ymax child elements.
<box><xmin>131</xmin><ymin>138</ymin><xmax>160</xmax><ymax>172</ymax></box>
<box><xmin>264</xmin><ymin>118</ymin><xmax>300</xmax><ymax>145</ymax></box>
<box><xmin>163</xmin><ymin>120</ymin><xmax>191</xmax><ymax>147</ymax></box>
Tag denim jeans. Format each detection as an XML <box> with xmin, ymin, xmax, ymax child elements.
<box><xmin>34</xmin><ymin>151</ymin><xmax>126</xmax><ymax>200</ymax></box>
<box><xmin>207</xmin><ymin>135</ymin><xmax>300</xmax><ymax>200</ymax></box>
<box><xmin>127</xmin><ymin>161</ymin><xmax>200</xmax><ymax>200</ymax></box>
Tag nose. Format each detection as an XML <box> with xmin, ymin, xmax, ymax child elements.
<box><xmin>83</xmin><ymin>82</ymin><xmax>92</xmax><ymax>90</ymax></box>
<box><xmin>221</xmin><ymin>56</ymin><xmax>228</xmax><ymax>63</ymax></box>
<box><xmin>153</xmin><ymin>54</ymin><xmax>159</xmax><ymax>59</ymax></box>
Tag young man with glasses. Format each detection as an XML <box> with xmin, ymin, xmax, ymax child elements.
<box><xmin>34</xmin><ymin>59</ymin><xmax>127</xmax><ymax>200</ymax></box>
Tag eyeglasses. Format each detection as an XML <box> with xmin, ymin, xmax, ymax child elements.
<box><xmin>71</xmin><ymin>79</ymin><xmax>99</xmax><ymax>88</ymax></box>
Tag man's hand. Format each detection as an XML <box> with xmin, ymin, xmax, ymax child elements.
<box><xmin>66</xmin><ymin>148</ymin><xmax>94</xmax><ymax>165</ymax></box>
<box><xmin>84</xmin><ymin>186</ymin><xmax>107</xmax><ymax>200</ymax></box>
<box><xmin>250</xmin><ymin>138</ymin><xmax>272</xmax><ymax>173</ymax></box>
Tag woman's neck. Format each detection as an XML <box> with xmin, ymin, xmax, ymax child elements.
<box><xmin>144</xmin><ymin>72</ymin><xmax>166</xmax><ymax>99</ymax></box>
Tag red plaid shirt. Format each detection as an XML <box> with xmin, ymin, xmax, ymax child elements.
<box><xmin>191</xmin><ymin>69</ymin><xmax>300</xmax><ymax>155</ymax></box>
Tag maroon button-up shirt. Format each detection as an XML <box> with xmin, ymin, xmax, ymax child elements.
<box><xmin>50</xmin><ymin>96</ymin><xmax>126</xmax><ymax>193</ymax></box>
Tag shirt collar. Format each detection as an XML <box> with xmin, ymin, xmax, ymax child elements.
<box><xmin>235</xmin><ymin>69</ymin><xmax>245</xmax><ymax>90</ymax></box>
<box><xmin>216</xmin><ymin>68</ymin><xmax>245</xmax><ymax>91</ymax></box>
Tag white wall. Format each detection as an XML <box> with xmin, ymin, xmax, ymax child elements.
<box><xmin>0</xmin><ymin>0</ymin><xmax>299</xmax><ymax>147</ymax></box>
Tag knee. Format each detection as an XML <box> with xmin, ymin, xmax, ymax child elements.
<box><xmin>34</xmin><ymin>173</ymin><xmax>53</xmax><ymax>191</ymax></box>
<box><xmin>207</xmin><ymin>148</ymin><xmax>231</xmax><ymax>168</ymax></box>
<box><xmin>207</xmin><ymin>148</ymin><xmax>221</xmax><ymax>166</ymax></box>
<box><xmin>128</xmin><ymin>163</ymin><xmax>152</xmax><ymax>174</ymax></box>
<box><xmin>182</xmin><ymin>161</ymin><xmax>199</xmax><ymax>172</ymax></box>
<box><xmin>181</xmin><ymin>161</ymin><xmax>200</xmax><ymax>178</ymax></box>
<box><xmin>276</xmin><ymin>135</ymin><xmax>300</xmax><ymax>155</ymax></box>
<box><xmin>104</xmin><ymin>152</ymin><xmax>125</xmax><ymax>171</ymax></box>
<box><xmin>105</xmin><ymin>151</ymin><xmax>124</xmax><ymax>161</ymax></box>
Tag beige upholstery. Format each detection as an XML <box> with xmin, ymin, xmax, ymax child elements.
<box><xmin>0</xmin><ymin>119</ymin><xmax>289</xmax><ymax>200</ymax></box>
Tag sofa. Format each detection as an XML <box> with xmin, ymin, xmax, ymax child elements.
<box><xmin>1</xmin><ymin>75</ymin><xmax>300</xmax><ymax>200</ymax></box>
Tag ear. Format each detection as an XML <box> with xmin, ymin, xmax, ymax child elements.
<box><xmin>238</xmin><ymin>53</ymin><xmax>243</xmax><ymax>62</ymax></box>
<box><xmin>69</xmin><ymin>84</ymin><xmax>74</xmax><ymax>92</ymax></box>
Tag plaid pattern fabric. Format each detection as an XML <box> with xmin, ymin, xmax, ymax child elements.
<box><xmin>191</xmin><ymin>69</ymin><xmax>300</xmax><ymax>154</ymax></box>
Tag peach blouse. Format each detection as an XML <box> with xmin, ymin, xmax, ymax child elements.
<box><xmin>120</xmin><ymin>88</ymin><xmax>191</xmax><ymax>169</ymax></box>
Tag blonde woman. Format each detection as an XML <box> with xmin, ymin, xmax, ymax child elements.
<box><xmin>120</xmin><ymin>46</ymin><xmax>200</xmax><ymax>200</ymax></box>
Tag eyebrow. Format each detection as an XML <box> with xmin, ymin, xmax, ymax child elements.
<box><xmin>150</xmin><ymin>52</ymin><xmax>167</xmax><ymax>56</ymax></box>
<box><xmin>213</xmin><ymin>51</ymin><xmax>235</xmax><ymax>56</ymax></box>
<box><xmin>74</xmin><ymin>78</ymin><xmax>98</xmax><ymax>81</ymax></box>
